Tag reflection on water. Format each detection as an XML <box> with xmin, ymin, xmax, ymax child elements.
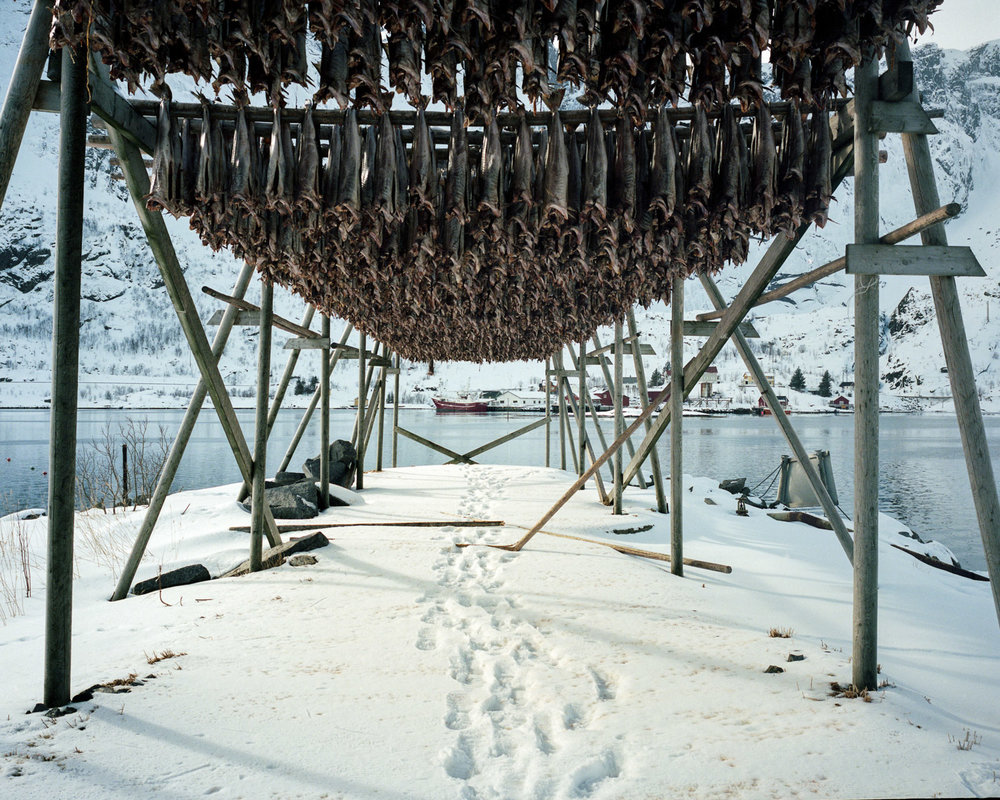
<box><xmin>1</xmin><ymin>408</ymin><xmax>997</xmax><ymax>571</ymax></box>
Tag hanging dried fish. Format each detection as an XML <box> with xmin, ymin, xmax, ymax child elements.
<box><xmin>336</xmin><ymin>108</ymin><xmax>362</xmax><ymax>224</ymax></box>
<box><xmin>295</xmin><ymin>104</ymin><xmax>322</xmax><ymax>211</ymax></box>
<box><xmin>443</xmin><ymin>105</ymin><xmax>469</xmax><ymax>261</ymax></box>
<box><xmin>148</xmin><ymin>97</ymin><xmax>177</xmax><ymax>215</ymax></box>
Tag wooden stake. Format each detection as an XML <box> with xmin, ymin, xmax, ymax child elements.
<box><xmin>231</xmin><ymin>519</ymin><xmax>506</xmax><ymax>532</ymax></box>
<box><xmin>544</xmin><ymin>357</ymin><xmax>551</xmax><ymax>468</ymax></box>
<box><xmin>0</xmin><ymin>0</ymin><xmax>53</xmax><ymax>210</ymax></box>
<box><xmin>670</xmin><ymin>276</ymin><xmax>684</xmax><ymax>576</ymax></box>
<box><xmin>897</xmin><ymin>39</ymin><xmax>1000</xmax><ymax>628</ymax></box>
<box><xmin>112</xmin><ymin>260</ymin><xmax>256</xmax><ymax>601</ymax></box>
<box><xmin>250</xmin><ymin>280</ymin><xmax>273</xmax><ymax>572</ymax></box>
<box><xmin>852</xmin><ymin>53</ymin><xmax>880</xmax><ymax>692</ymax></box>
<box><xmin>376</xmin><ymin>350</ymin><xmax>386</xmax><ymax>471</ymax></box>
<box><xmin>578</xmin><ymin>339</ymin><xmax>587</xmax><ymax>480</ymax></box>
<box><xmin>44</xmin><ymin>44</ymin><xmax>86</xmax><ymax>709</ymax></box>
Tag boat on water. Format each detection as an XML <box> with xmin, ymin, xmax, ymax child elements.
<box><xmin>431</xmin><ymin>397</ymin><xmax>491</xmax><ymax>413</ymax></box>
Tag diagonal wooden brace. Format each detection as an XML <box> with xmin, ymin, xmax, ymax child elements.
<box><xmin>105</xmin><ymin>121</ymin><xmax>281</xmax><ymax>550</ymax></box>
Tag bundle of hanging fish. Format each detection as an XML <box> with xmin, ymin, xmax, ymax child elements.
<box><xmin>52</xmin><ymin>1</ymin><xmax>942</xmax><ymax>114</ymax></box>
<box><xmin>146</xmin><ymin>96</ymin><xmax>834</xmax><ymax>362</ymax></box>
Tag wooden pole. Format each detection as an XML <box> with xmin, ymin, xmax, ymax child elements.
<box><xmin>544</xmin><ymin>357</ymin><xmax>551</xmax><ymax>469</ymax></box>
<box><xmin>376</xmin><ymin>350</ymin><xmax>387</xmax><ymax>471</ymax></box>
<box><xmin>852</xmin><ymin>53</ymin><xmax>880</xmax><ymax>691</ymax></box>
<box><xmin>357</xmin><ymin>332</ymin><xmax>366</xmax><ymax>489</ymax></box>
<box><xmin>275</xmin><ymin>321</ymin><xmax>353</xmax><ymax>477</ymax></box>
<box><xmin>558</xmin><ymin>351</ymin><xmax>568</xmax><ymax>471</ymax></box>
<box><xmin>700</xmin><ymin>274</ymin><xmax>854</xmax><ymax>562</ymax></box>
<box><xmin>111</xmin><ymin>260</ymin><xmax>255</xmax><ymax>601</ymax></box>
<box><xmin>696</xmin><ymin>204</ymin><xmax>963</xmax><ymax>322</ymax></box>
<box><xmin>613</xmin><ymin>320</ymin><xmax>624</xmax><ymax>514</ymax></box>
<box><xmin>392</xmin><ymin>352</ymin><xmax>400</xmax><ymax>468</ymax></box>
<box><xmin>670</xmin><ymin>276</ymin><xmax>684</xmax><ymax>576</ymax></box>
<box><xmin>250</xmin><ymin>280</ymin><xmax>273</xmax><ymax>572</ymax></box>
<box><xmin>44</xmin><ymin>44</ymin><xmax>86</xmax><ymax>709</ymax></box>
<box><xmin>319</xmin><ymin>315</ymin><xmax>331</xmax><ymax>510</ymax></box>
<box><xmin>626</xmin><ymin>309</ymin><xmax>668</xmax><ymax>513</ymax></box>
<box><xmin>621</xmin><ymin>146</ymin><xmax>856</xmax><ymax>487</ymax></box>
<box><xmin>897</xmin><ymin>40</ymin><xmax>1000</xmax><ymax>627</ymax></box>
<box><xmin>0</xmin><ymin>0</ymin><xmax>52</xmax><ymax>210</ymax></box>
<box><xmin>107</xmin><ymin>126</ymin><xmax>282</xmax><ymax>549</ymax></box>
<box><xmin>237</xmin><ymin>303</ymin><xmax>316</xmax><ymax>503</ymax></box>
<box><xmin>590</xmin><ymin>332</ymin><xmax>647</xmax><ymax>489</ymax></box>
<box><xmin>556</xmin><ymin>376</ymin><xmax>609</xmax><ymax>504</ymax></box>
<box><xmin>578</xmin><ymin>339</ymin><xmax>587</xmax><ymax>481</ymax></box>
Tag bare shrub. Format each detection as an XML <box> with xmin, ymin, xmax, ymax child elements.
<box><xmin>0</xmin><ymin>509</ymin><xmax>37</xmax><ymax>623</ymax></box>
<box><xmin>76</xmin><ymin>417</ymin><xmax>170</xmax><ymax>512</ymax></box>
<box><xmin>768</xmin><ymin>626</ymin><xmax>794</xmax><ymax>639</ymax></box>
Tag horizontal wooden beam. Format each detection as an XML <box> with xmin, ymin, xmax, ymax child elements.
<box><xmin>683</xmin><ymin>320</ymin><xmax>759</xmax><ymax>338</ymax></box>
<box><xmin>207</xmin><ymin>309</ymin><xmax>259</xmax><ymax>327</ymax></box>
<box><xmin>869</xmin><ymin>100</ymin><xmax>938</xmax><ymax>135</ymax></box>
<box><xmin>283</xmin><ymin>336</ymin><xmax>330</xmax><ymax>350</ymax></box>
<box><xmin>846</xmin><ymin>244</ymin><xmax>985</xmax><ymax>277</ymax></box>
<box><xmin>201</xmin><ymin>285</ymin><xmax>322</xmax><ymax>338</ymax></box>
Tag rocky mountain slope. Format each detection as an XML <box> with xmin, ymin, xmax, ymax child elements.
<box><xmin>0</xmin><ymin>2</ymin><xmax>997</xmax><ymax>411</ymax></box>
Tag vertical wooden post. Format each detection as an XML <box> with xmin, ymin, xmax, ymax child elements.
<box><xmin>670</xmin><ymin>276</ymin><xmax>684</xmax><ymax>575</ymax></box>
<box><xmin>544</xmin><ymin>357</ymin><xmax>551</xmax><ymax>468</ymax></box>
<box><xmin>578</xmin><ymin>339</ymin><xmax>586</xmax><ymax>481</ymax></box>
<box><xmin>613</xmin><ymin>320</ymin><xmax>624</xmax><ymax>514</ymax></box>
<box><xmin>853</xmin><ymin>53</ymin><xmax>880</xmax><ymax>691</ymax></box>
<box><xmin>275</xmin><ymin>322</ymin><xmax>353</xmax><ymax>478</ymax></box>
<box><xmin>392</xmin><ymin>352</ymin><xmax>400</xmax><ymax>468</ymax></box>
<box><xmin>357</xmin><ymin>332</ymin><xmax>366</xmax><ymax>490</ymax></box>
<box><xmin>121</xmin><ymin>444</ymin><xmax>128</xmax><ymax>506</ymax></box>
<box><xmin>237</xmin><ymin>303</ymin><xmax>316</xmax><ymax>503</ymax></box>
<box><xmin>111</xmin><ymin>260</ymin><xmax>256</xmax><ymax>601</ymax></box>
<box><xmin>0</xmin><ymin>0</ymin><xmax>53</xmax><ymax>210</ymax></box>
<box><xmin>250</xmin><ymin>281</ymin><xmax>273</xmax><ymax>571</ymax></box>
<box><xmin>44</xmin><ymin>44</ymin><xmax>86</xmax><ymax>709</ymax></box>
<box><xmin>626</xmin><ymin>310</ymin><xmax>667</xmax><ymax>513</ymax></box>
<box><xmin>319</xmin><ymin>315</ymin><xmax>330</xmax><ymax>510</ymax></box>
<box><xmin>897</xmin><ymin>40</ymin><xmax>1000</xmax><ymax>626</ymax></box>
<box><xmin>591</xmin><ymin>332</ymin><xmax>647</xmax><ymax>489</ymax></box>
<box><xmin>376</xmin><ymin>353</ymin><xmax>386</xmax><ymax>471</ymax></box>
<box><xmin>557</xmin><ymin>351</ymin><xmax>568</xmax><ymax>471</ymax></box>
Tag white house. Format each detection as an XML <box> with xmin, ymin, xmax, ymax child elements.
<box><xmin>496</xmin><ymin>390</ymin><xmax>548</xmax><ymax>410</ymax></box>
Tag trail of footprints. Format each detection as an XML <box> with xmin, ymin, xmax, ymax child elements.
<box><xmin>416</xmin><ymin>466</ymin><xmax>624</xmax><ymax>799</ymax></box>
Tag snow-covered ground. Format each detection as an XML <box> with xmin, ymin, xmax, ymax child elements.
<box><xmin>1</xmin><ymin>465</ymin><xmax>998</xmax><ymax>799</ymax></box>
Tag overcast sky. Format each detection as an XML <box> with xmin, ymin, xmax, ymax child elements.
<box><xmin>922</xmin><ymin>0</ymin><xmax>1000</xmax><ymax>50</ymax></box>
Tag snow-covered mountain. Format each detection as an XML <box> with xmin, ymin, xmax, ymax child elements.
<box><xmin>0</xmin><ymin>1</ymin><xmax>997</xmax><ymax>412</ymax></box>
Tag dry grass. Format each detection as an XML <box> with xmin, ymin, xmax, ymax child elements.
<box><xmin>0</xmin><ymin>506</ymin><xmax>38</xmax><ymax>623</ymax></box>
<box><xmin>768</xmin><ymin>626</ymin><xmax>794</xmax><ymax>639</ymax></box>
<box><xmin>950</xmin><ymin>729</ymin><xmax>982</xmax><ymax>751</ymax></box>
<box><xmin>145</xmin><ymin>649</ymin><xmax>186</xmax><ymax>665</ymax></box>
<box><xmin>829</xmin><ymin>682</ymin><xmax>873</xmax><ymax>703</ymax></box>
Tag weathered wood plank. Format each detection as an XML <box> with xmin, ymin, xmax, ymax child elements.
<box><xmin>869</xmin><ymin>100</ymin><xmax>937</xmax><ymax>135</ymax></box>
<box><xmin>283</xmin><ymin>336</ymin><xmax>331</xmax><ymax>350</ymax></box>
<box><xmin>683</xmin><ymin>320</ymin><xmax>759</xmax><ymax>338</ymax></box>
<box><xmin>85</xmin><ymin>63</ymin><xmax>157</xmax><ymax>154</ymax></box>
<box><xmin>670</xmin><ymin>277</ymin><xmax>684</xmax><ymax>576</ymax></box>
<box><xmin>207</xmin><ymin>309</ymin><xmax>260</xmax><ymax>327</ymax></box>
<box><xmin>846</xmin><ymin>244</ymin><xmax>985</xmax><ymax>277</ymax></box>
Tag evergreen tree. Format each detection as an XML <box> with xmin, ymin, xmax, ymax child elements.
<box><xmin>818</xmin><ymin>370</ymin><xmax>833</xmax><ymax>397</ymax></box>
<box><xmin>789</xmin><ymin>367</ymin><xmax>806</xmax><ymax>392</ymax></box>
<box><xmin>650</xmin><ymin>367</ymin><xmax>664</xmax><ymax>387</ymax></box>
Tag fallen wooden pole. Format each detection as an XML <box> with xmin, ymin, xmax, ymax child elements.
<box><xmin>231</xmin><ymin>520</ymin><xmax>506</xmax><ymax>532</ymax></box>
<box><xmin>696</xmin><ymin>202</ymin><xmax>962</xmax><ymax>322</ymax></box>
<box><xmin>510</xmin><ymin>526</ymin><xmax>732</xmax><ymax>574</ymax></box>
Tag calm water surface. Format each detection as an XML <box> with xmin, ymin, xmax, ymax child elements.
<box><xmin>1</xmin><ymin>408</ymin><xmax>997</xmax><ymax>571</ymax></box>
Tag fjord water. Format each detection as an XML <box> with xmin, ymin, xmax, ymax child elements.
<box><xmin>1</xmin><ymin>408</ymin><xmax>997</xmax><ymax>571</ymax></box>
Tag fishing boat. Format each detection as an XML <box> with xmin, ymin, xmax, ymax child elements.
<box><xmin>431</xmin><ymin>397</ymin><xmax>491</xmax><ymax>413</ymax></box>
